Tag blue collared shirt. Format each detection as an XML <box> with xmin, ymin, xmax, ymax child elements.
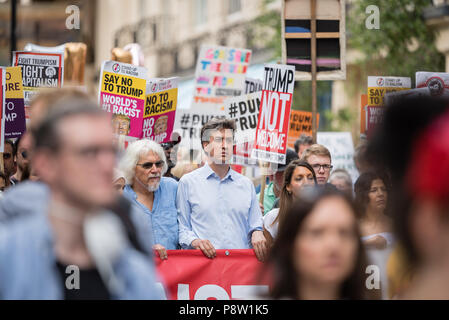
<box><xmin>123</xmin><ymin>177</ymin><xmax>179</xmax><ymax>250</ymax></box>
<box><xmin>177</xmin><ymin>163</ymin><xmax>263</xmax><ymax>249</ymax></box>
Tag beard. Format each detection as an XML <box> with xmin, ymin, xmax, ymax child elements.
<box><xmin>136</xmin><ymin>174</ymin><xmax>161</xmax><ymax>192</ymax></box>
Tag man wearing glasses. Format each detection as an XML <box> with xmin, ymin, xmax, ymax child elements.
<box><xmin>120</xmin><ymin>139</ymin><xmax>179</xmax><ymax>260</ymax></box>
<box><xmin>301</xmin><ymin>144</ymin><xmax>337</xmax><ymax>190</ymax></box>
<box><xmin>177</xmin><ymin>118</ymin><xmax>267</xmax><ymax>262</ymax></box>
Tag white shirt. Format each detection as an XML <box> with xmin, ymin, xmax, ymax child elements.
<box><xmin>263</xmin><ymin>208</ymin><xmax>280</xmax><ymax>239</ymax></box>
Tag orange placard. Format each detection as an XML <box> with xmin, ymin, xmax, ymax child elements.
<box><xmin>361</xmin><ymin>94</ymin><xmax>367</xmax><ymax>134</ymax></box>
<box><xmin>287</xmin><ymin>110</ymin><xmax>319</xmax><ymax>149</ymax></box>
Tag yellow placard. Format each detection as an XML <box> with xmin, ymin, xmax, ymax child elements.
<box><xmin>5</xmin><ymin>67</ymin><xmax>24</xmax><ymax>100</ymax></box>
<box><xmin>101</xmin><ymin>71</ymin><xmax>146</xmax><ymax>100</ymax></box>
<box><xmin>144</xmin><ymin>88</ymin><xmax>178</xmax><ymax>118</ymax></box>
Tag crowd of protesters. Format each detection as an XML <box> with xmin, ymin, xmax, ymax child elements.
<box><xmin>1</xmin><ymin>88</ymin><xmax>449</xmax><ymax>300</ymax></box>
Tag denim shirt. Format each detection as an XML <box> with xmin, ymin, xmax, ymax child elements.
<box><xmin>123</xmin><ymin>177</ymin><xmax>179</xmax><ymax>250</ymax></box>
<box><xmin>0</xmin><ymin>206</ymin><xmax>164</xmax><ymax>300</ymax></box>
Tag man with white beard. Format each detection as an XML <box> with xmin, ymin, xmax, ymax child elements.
<box><xmin>120</xmin><ymin>139</ymin><xmax>179</xmax><ymax>260</ymax></box>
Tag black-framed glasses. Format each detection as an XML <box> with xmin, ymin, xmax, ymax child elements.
<box><xmin>311</xmin><ymin>164</ymin><xmax>333</xmax><ymax>171</ymax></box>
<box><xmin>136</xmin><ymin>161</ymin><xmax>164</xmax><ymax>170</ymax></box>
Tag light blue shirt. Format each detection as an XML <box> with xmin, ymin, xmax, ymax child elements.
<box><xmin>177</xmin><ymin>163</ymin><xmax>263</xmax><ymax>249</ymax></box>
<box><xmin>0</xmin><ymin>204</ymin><xmax>164</xmax><ymax>300</ymax></box>
<box><xmin>123</xmin><ymin>177</ymin><xmax>179</xmax><ymax>250</ymax></box>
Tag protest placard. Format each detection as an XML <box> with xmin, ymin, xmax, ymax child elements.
<box><xmin>143</xmin><ymin>78</ymin><xmax>178</xmax><ymax>144</ymax></box>
<box><xmin>287</xmin><ymin>110</ymin><xmax>319</xmax><ymax>149</ymax></box>
<box><xmin>192</xmin><ymin>45</ymin><xmax>251</xmax><ymax>109</ymax></box>
<box><xmin>98</xmin><ymin>60</ymin><xmax>147</xmax><ymax>145</ymax></box>
<box><xmin>173</xmin><ymin>105</ymin><xmax>225</xmax><ymax>151</ymax></box>
<box><xmin>251</xmin><ymin>63</ymin><xmax>295</xmax><ymax>164</ymax></box>
<box><xmin>4</xmin><ymin>67</ymin><xmax>26</xmax><ymax>139</ymax></box>
<box><xmin>367</xmin><ymin>76</ymin><xmax>411</xmax><ymax>107</ymax></box>
<box><xmin>0</xmin><ymin>68</ymin><xmax>5</xmax><ymax>153</ymax></box>
<box><xmin>225</xmin><ymin>92</ymin><xmax>261</xmax><ymax>166</ymax></box>
<box><xmin>317</xmin><ymin>132</ymin><xmax>358</xmax><ymax>183</ymax></box>
<box><xmin>365</xmin><ymin>106</ymin><xmax>385</xmax><ymax>139</ymax></box>
<box><xmin>12</xmin><ymin>51</ymin><xmax>64</xmax><ymax>118</ymax></box>
<box><xmin>416</xmin><ymin>72</ymin><xmax>449</xmax><ymax>97</ymax></box>
<box><xmin>244</xmin><ymin>77</ymin><xmax>263</xmax><ymax>94</ymax></box>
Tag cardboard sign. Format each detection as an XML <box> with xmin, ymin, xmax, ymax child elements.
<box><xmin>0</xmin><ymin>68</ymin><xmax>5</xmax><ymax>152</ymax></box>
<box><xmin>244</xmin><ymin>77</ymin><xmax>263</xmax><ymax>94</ymax></box>
<box><xmin>317</xmin><ymin>132</ymin><xmax>358</xmax><ymax>183</ymax></box>
<box><xmin>367</xmin><ymin>76</ymin><xmax>411</xmax><ymax>107</ymax></box>
<box><xmin>225</xmin><ymin>92</ymin><xmax>261</xmax><ymax>166</ymax></box>
<box><xmin>12</xmin><ymin>51</ymin><xmax>64</xmax><ymax>118</ymax></box>
<box><xmin>287</xmin><ymin>110</ymin><xmax>319</xmax><ymax>149</ymax></box>
<box><xmin>99</xmin><ymin>60</ymin><xmax>147</xmax><ymax>145</ymax></box>
<box><xmin>4</xmin><ymin>67</ymin><xmax>26</xmax><ymax>139</ymax></box>
<box><xmin>173</xmin><ymin>105</ymin><xmax>225</xmax><ymax>151</ymax></box>
<box><xmin>143</xmin><ymin>78</ymin><xmax>178</xmax><ymax>144</ymax></box>
<box><xmin>192</xmin><ymin>45</ymin><xmax>251</xmax><ymax>109</ymax></box>
<box><xmin>251</xmin><ymin>64</ymin><xmax>295</xmax><ymax>164</ymax></box>
<box><xmin>416</xmin><ymin>72</ymin><xmax>449</xmax><ymax>97</ymax></box>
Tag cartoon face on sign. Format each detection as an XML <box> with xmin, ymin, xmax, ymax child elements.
<box><xmin>112</xmin><ymin>114</ymin><xmax>131</xmax><ymax>136</ymax></box>
<box><xmin>155</xmin><ymin>115</ymin><xmax>168</xmax><ymax>135</ymax></box>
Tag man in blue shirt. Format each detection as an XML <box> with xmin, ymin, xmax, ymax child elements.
<box><xmin>120</xmin><ymin>139</ymin><xmax>179</xmax><ymax>260</ymax></box>
<box><xmin>0</xmin><ymin>95</ymin><xmax>162</xmax><ymax>299</ymax></box>
<box><xmin>177</xmin><ymin>118</ymin><xmax>267</xmax><ymax>261</ymax></box>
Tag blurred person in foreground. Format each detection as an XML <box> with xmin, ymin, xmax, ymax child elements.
<box><xmin>329</xmin><ymin>168</ymin><xmax>353</xmax><ymax>198</ymax></box>
<box><xmin>366</xmin><ymin>95</ymin><xmax>449</xmax><ymax>299</ymax></box>
<box><xmin>0</xmin><ymin>95</ymin><xmax>162</xmax><ymax>299</ymax></box>
<box><xmin>257</xmin><ymin>148</ymin><xmax>299</xmax><ymax>215</ymax></box>
<box><xmin>120</xmin><ymin>139</ymin><xmax>179</xmax><ymax>260</ymax></box>
<box><xmin>354</xmin><ymin>171</ymin><xmax>394</xmax><ymax>299</ymax></box>
<box><xmin>301</xmin><ymin>144</ymin><xmax>337</xmax><ymax>190</ymax></box>
<box><xmin>263</xmin><ymin>160</ymin><xmax>317</xmax><ymax>247</ymax></box>
<box><xmin>263</xmin><ymin>187</ymin><xmax>377</xmax><ymax>300</ymax></box>
<box><xmin>177</xmin><ymin>118</ymin><xmax>267</xmax><ymax>261</ymax></box>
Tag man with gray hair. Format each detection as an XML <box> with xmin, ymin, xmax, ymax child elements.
<box><xmin>329</xmin><ymin>168</ymin><xmax>353</xmax><ymax>198</ymax></box>
<box><xmin>120</xmin><ymin>139</ymin><xmax>179</xmax><ymax>260</ymax></box>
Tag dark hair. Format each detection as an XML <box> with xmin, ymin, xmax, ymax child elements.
<box><xmin>264</xmin><ymin>187</ymin><xmax>376</xmax><ymax>300</ymax></box>
<box><xmin>275</xmin><ymin>160</ymin><xmax>317</xmax><ymax>228</ymax></box>
<box><xmin>294</xmin><ymin>134</ymin><xmax>314</xmax><ymax>154</ymax></box>
<box><xmin>354</xmin><ymin>171</ymin><xmax>390</xmax><ymax>218</ymax></box>
<box><xmin>200</xmin><ymin>118</ymin><xmax>235</xmax><ymax>150</ymax></box>
<box><xmin>4</xmin><ymin>139</ymin><xmax>15</xmax><ymax>156</ymax></box>
<box><xmin>366</xmin><ymin>95</ymin><xmax>449</xmax><ymax>266</ymax></box>
<box><xmin>33</xmin><ymin>96</ymin><xmax>105</xmax><ymax>152</ymax></box>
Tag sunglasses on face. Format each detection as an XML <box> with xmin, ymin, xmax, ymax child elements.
<box><xmin>136</xmin><ymin>161</ymin><xmax>164</xmax><ymax>170</ymax></box>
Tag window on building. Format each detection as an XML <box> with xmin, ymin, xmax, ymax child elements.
<box><xmin>194</xmin><ymin>0</ymin><xmax>207</xmax><ymax>26</ymax></box>
<box><xmin>228</xmin><ymin>0</ymin><xmax>241</xmax><ymax>15</ymax></box>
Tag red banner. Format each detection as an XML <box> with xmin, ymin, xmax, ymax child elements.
<box><xmin>155</xmin><ymin>249</ymin><xmax>271</xmax><ymax>300</ymax></box>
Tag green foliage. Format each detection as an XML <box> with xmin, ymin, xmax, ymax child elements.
<box><xmin>348</xmin><ymin>0</ymin><xmax>445</xmax><ymax>86</ymax></box>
